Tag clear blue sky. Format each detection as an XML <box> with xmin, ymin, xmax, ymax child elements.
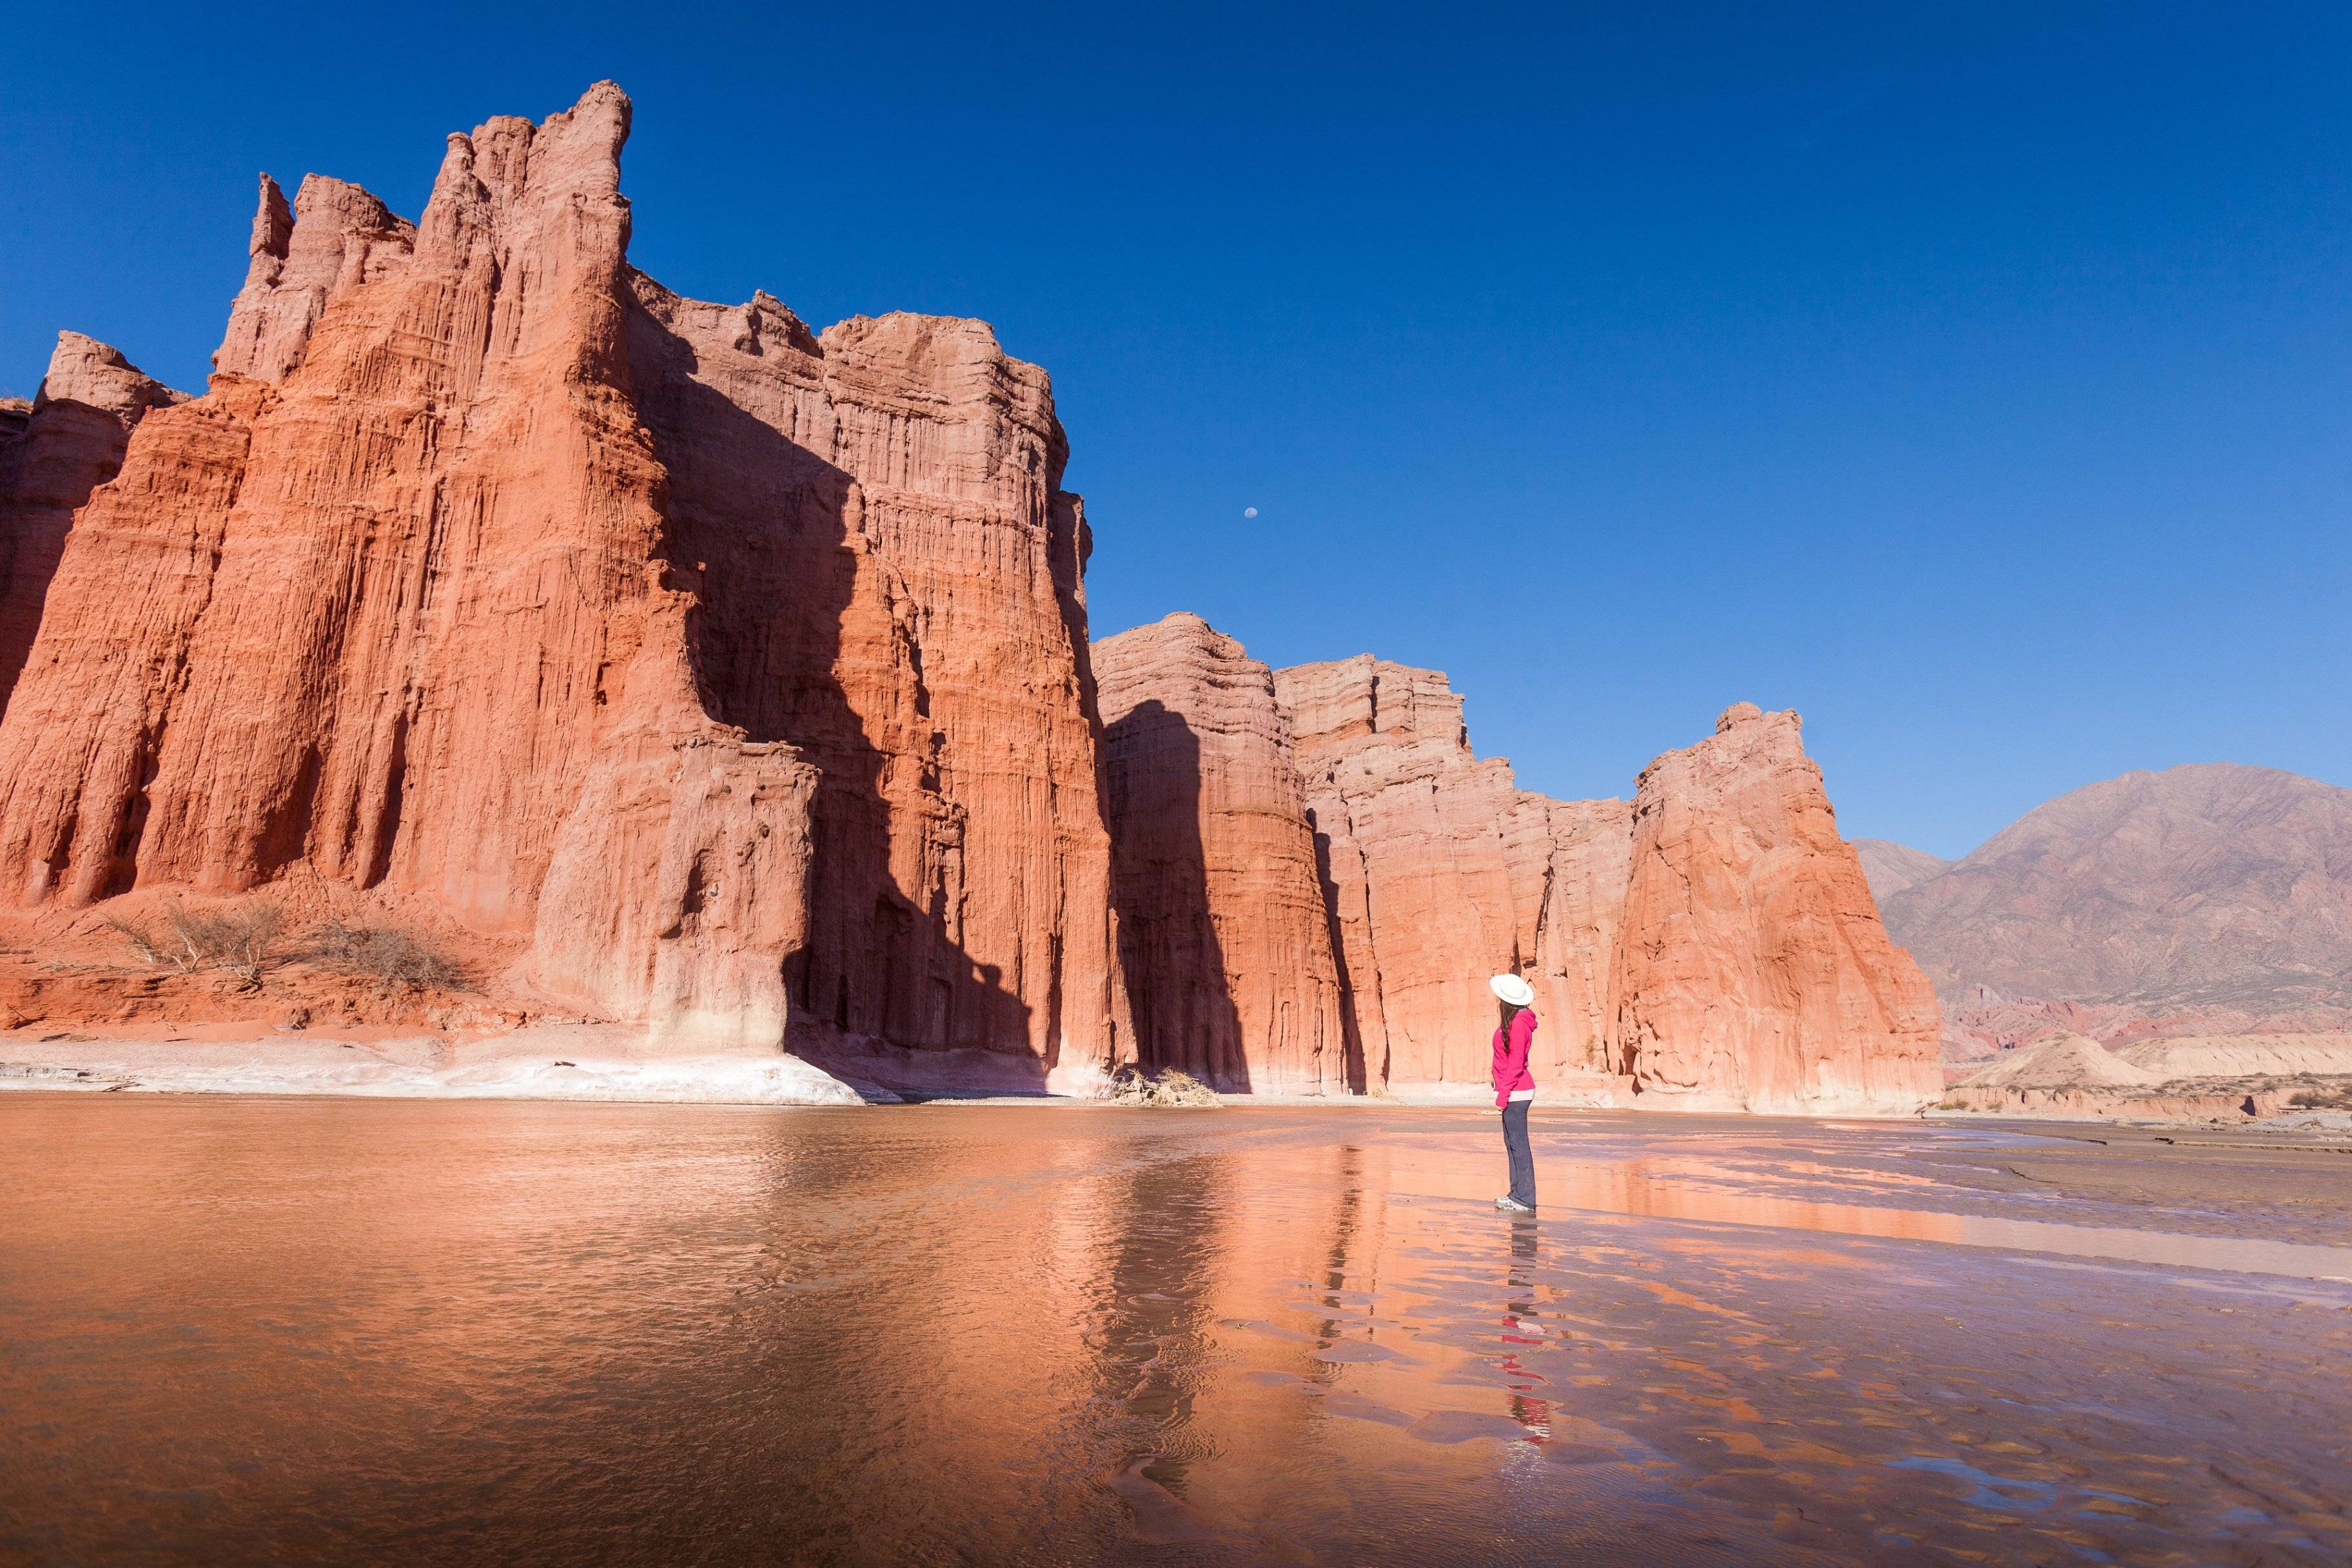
<box><xmin>5</xmin><ymin>3</ymin><xmax>2346</xmax><ymax>857</ymax></box>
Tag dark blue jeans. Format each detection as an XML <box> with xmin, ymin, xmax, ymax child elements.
<box><xmin>1501</xmin><ymin>1100</ymin><xmax>1536</xmax><ymax>1208</ymax></box>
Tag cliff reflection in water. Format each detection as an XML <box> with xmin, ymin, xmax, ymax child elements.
<box><xmin>3</xmin><ymin>1099</ymin><xmax>2349</xmax><ymax>1567</ymax></box>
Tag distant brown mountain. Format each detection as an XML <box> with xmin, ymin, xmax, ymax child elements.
<box><xmin>1877</xmin><ymin>763</ymin><xmax>2352</xmax><ymax>1014</ymax></box>
<box><xmin>1853</xmin><ymin>839</ymin><xmax>1952</xmax><ymax>903</ymax></box>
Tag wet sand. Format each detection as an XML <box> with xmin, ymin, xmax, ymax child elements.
<box><xmin>3</xmin><ymin>1102</ymin><xmax>2346</xmax><ymax>1566</ymax></box>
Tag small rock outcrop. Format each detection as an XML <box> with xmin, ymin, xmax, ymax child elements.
<box><xmin>213</xmin><ymin>174</ymin><xmax>418</xmax><ymax>383</ymax></box>
<box><xmin>1096</xmin><ymin>614</ymin><xmax>1348</xmax><ymax>1092</ymax></box>
<box><xmin>0</xmin><ymin>332</ymin><xmax>184</xmax><ymax>718</ymax></box>
<box><xmin>1612</xmin><ymin>703</ymin><xmax>1943</xmax><ymax>1112</ymax></box>
<box><xmin>1959</xmin><ymin>1033</ymin><xmax>2155</xmax><ymax>1090</ymax></box>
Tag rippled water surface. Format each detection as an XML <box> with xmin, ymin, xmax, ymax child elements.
<box><xmin>4</xmin><ymin>1099</ymin><xmax>2349</xmax><ymax>1566</ymax></box>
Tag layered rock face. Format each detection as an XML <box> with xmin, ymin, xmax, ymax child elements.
<box><xmin>1501</xmin><ymin>792</ymin><xmax>1635</xmax><ymax>1075</ymax></box>
<box><xmin>1277</xmin><ymin>657</ymin><xmax>1521</xmax><ymax>1087</ymax></box>
<box><xmin>0</xmin><ymin>86</ymin><xmax>1130</xmax><ymax>1084</ymax></box>
<box><xmin>620</xmin><ymin>277</ymin><xmax>1128</xmax><ymax>1079</ymax></box>
<box><xmin>1271</xmin><ymin>656</ymin><xmax>1633</xmax><ymax>1089</ymax></box>
<box><xmin>0</xmin><ymin>333</ymin><xmax>184</xmax><ymax>719</ymax></box>
<box><xmin>1095</xmin><ymin>614</ymin><xmax>1347</xmax><ymax>1092</ymax></box>
<box><xmin>1612</xmin><ymin>703</ymin><xmax>1942</xmax><ymax>1112</ymax></box>
<box><xmin>0</xmin><ymin>85</ymin><xmax>810</xmax><ymax>1044</ymax></box>
<box><xmin>1</xmin><ymin>84</ymin><xmax>1936</xmax><ymax>1110</ymax></box>
<box><xmin>1240</xmin><ymin>662</ymin><xmax>1932</xmax><ymax>1107</ymax></box>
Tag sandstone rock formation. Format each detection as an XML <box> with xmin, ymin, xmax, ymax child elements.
<box><xmin>1</xmin><ymin>84</ymin><xmax>1945</xmax><ymax>1112</ymax></box>
<box><xmin>1268</xmin><ymin>655</ymin><xmax>1639</xmax><ymax>1092</ymax></box>
<box><xmin>619</xmin><ymin>275</ymin><xmax>1130</xmax><ymax>1083</ymax></box>
<box><xmin>1224</xmin><ymin>669</ymin><xmax>1930</xmax><ymax>1108</ymax></box>
<box><xmin>1095</xmin><ymin>614</ymin><xmax>1347</xmax><ymax>1092</ymax></box>
<box><xmin>0</xmin><ymin>332</ymin><xmax>184</xmax><ymax>718</ymax></box>
<box><xmin>1881</xmin><ymin>764</ymin><xmax>2352</xmax><ymax>1015</ymax></box>
<box><xmin>1501</xmin><ymin>792</ymin><xmax>1636</xmax><ymax>1077</ymax></box>
<box><xmin>1276</xmin><ymin>656</ymin><xmax>1532</xmax><ymax>1088</ymax></box>
<box><xmin>214</xmin><ymin>175</ymin><xmax>418</xmax><ymax>384</ymax></box>
<box><xmin>0</xmin><ymin>84</ymin><xmax>1130</xmax><ymax>1088</ymax></box>
<box><xmin>1611</xmin><ymin>703</ymin><xmax>1942</xmax><ymax>1112</ymax></box>
<box><xmin>1852</xmin><ymin>838</ymin><xmax>1952</xmax><ymax>904</ymax></box>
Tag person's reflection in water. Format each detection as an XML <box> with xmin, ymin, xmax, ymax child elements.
<box><xmin>1498</xmin><ymin>1216</ymin><xmax>1553</xmax><ymax>1442</ymax></box>
<box><xmin>1307</xmin><ymin>1144</ymin><xmax>1367</xmax><ymax>1364</ymax></box>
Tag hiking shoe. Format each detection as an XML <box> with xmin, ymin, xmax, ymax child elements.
<box><xmin>1494</xmin><ymin>1196</ymin><xmax>1535</xmax><ymax>1213</ymax></box>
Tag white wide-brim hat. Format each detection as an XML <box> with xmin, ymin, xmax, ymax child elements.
<box><xmin>1489</xmin><ymin>973</ymin><xmax>1535</xmax><ymax>1008</ymax></box>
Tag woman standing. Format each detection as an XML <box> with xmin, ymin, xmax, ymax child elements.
<box><xmin>1489</xmin><ymin>973</ymin><xmax>1538</xmax><ymax>1213</ymax></box>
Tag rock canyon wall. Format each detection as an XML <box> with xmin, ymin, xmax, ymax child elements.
<box><xmin>617</xmin><ymin>276</ymin><xmax>1130</xmax><ymax>1086</ymax></box>
<box><xmin>2</xmin><ymin>84</ymin><xmax>1935</xmax><ymax>1110</ymax></box>
<box><xmin>1275</xmin><ymin>656</ymin><xmax>1573</xmax><ymax>1090</ymax></box>
<box><xmin>1096</xmin><ymin>634</ymin><xmax>1934</xmax><ymax>1110</ymax></box>
<box><xmin>1611</xmin><ymin>704</ymin><xmax>1943</xmax><ymax>1112</ymax></box>
<box><xmin>0</xmin><ymin>84</ymin><xmax>1128</xmax><ymax>1091</ymax></box>
<box><xmin>1095</xmin><ymin>614</ymin><xmax>1348</xmax><ymax>1093</ymax></box>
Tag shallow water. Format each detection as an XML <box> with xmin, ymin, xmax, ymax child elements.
<box><xmin>3</xmin><ymin>1100</ymin><xmax>2347</xmax><ymax>1566</ymax></box>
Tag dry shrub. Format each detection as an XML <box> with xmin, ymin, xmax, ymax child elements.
<box><xmin>106</xmin><ymin>899</ymin><xmax>284</xmax><ymax>985</ymax></box>
<box><xmin>1106</xmin><ymin>1064</ymin><xmax>1222</xmax><ymax>1108</ymax></box>
<box><xmin>103</xmin><ymin>913</ymin><xmax>180</xmax><ymax>970</ymax></box>
<box><xmin>300</xmin><ymin>920</ymin><xmax>469</xmax><ymax>993</ymax></box>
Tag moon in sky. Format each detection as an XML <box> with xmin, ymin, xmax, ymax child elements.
<box><xmin>1244</xmin><ymin>506</ymin><xmax>1259</xmax><ymax>518</ymax></box>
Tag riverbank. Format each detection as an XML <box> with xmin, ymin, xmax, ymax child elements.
<box><xmin>0</xmin><ymin>1029</ymin><xmax>1608</xmax><ymax>1110</ymax></box>
<box><xmin>0</xmin><ymin>1024</ymin><xmax>870</xmax><ymax>1105</ymax></box>
<box><xmin>15</xmin><ymin>1025</ymin><xmax>2352</xmax><ymax>1132</ymax></box>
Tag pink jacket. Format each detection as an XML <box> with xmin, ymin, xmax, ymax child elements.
<box><xmin>1491</xmin><ymin>1009</ymin><xmax>1537</xmax><ymax>1108</ymax></box>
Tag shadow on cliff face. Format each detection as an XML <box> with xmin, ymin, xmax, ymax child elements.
<box><xmin>1104</xmin><ymin>701</ymin><xmax>1250</xmax><ymax>1091</ymax></box>
<box><xmin>622</xmin><ymin>299</ymin><xmax>1039</xmax><ymax>1086</ymax></box>
<box><xmin>1306</xmin><ymin>816</ymin><xmax>1373</xmax><ymax>1094</ymax></box>
<box><xmin>0</xmin><ymin>397</ymin><xmax>144</xmax><ymax>724</ymax></box>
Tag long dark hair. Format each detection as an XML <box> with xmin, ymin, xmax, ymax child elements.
<box><xmin>1497</xmin><ymin>997</ymin><xmax>1525</xmax><ymax>1034</ymax></box>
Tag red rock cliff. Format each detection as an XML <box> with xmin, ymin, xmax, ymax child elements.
<box><xmin>1273</xmin><ymin>656</ymin><xmax>1620</xmax><ymax>1090</ymax></box>
<box><xmin>0</xmin><ymin>85</ymin><xmax>1130</xmax><ymax>1084</ymax></box>
<box><xmin>1502</xmin><ymin>792</ymin><xmax>1635</xmax><ymax>1075</ymax></box>
<box><xmin>1259</xmin><ymin>663</ymin><xmax>1931</xmax><ymax>1108</ymax></box>
<box><xmin>0</xmin><ymin>332</ymin><xmax>184</xmax><ymax>720</ymax></box>
<box><xmin>1611</xmin><ymin>703</ymin><xmax>1942</xmax><ymax>1112</ymax></box>
<box><xmin>0</xmin><ymin>85</ymin><xmax>1937</xmax><ymax>1109</ymax></box>
<box><xmin>618</xmin><ymin>274</ymin><xmax>1130</xmax><ymax>1084</ymax></box>
<box><xmin>1095</xmin><ymin>614</ymin><xmax>1348</xmax><ymax>1092</ymax></box>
